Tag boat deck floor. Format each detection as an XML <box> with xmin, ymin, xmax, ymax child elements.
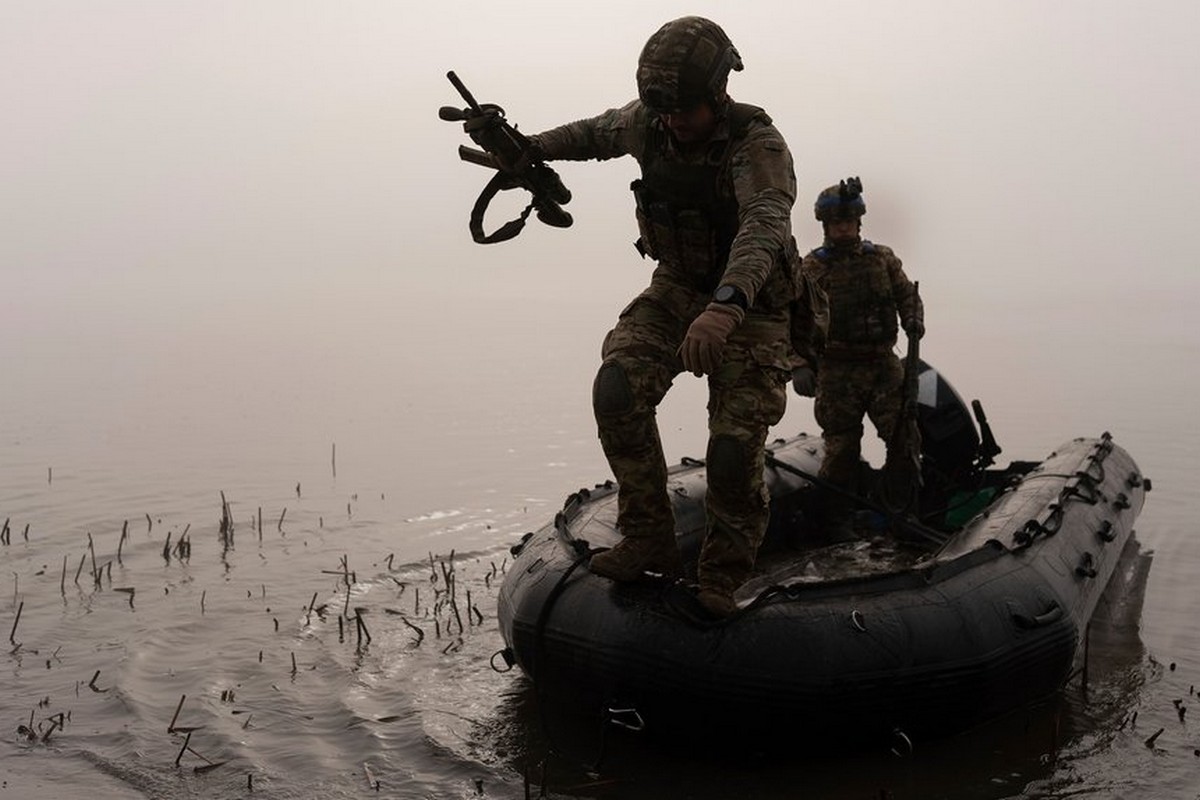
<box><xmin>738</xmin><ymin>532</ymin><xmax>935</xmax><ymax>601</ymax></box>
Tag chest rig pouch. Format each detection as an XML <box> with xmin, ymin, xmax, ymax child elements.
<box><xmin>630</xmin><ymin>104</ymin><xmax>767</xmax><ymax>292</ymax></box>
<box><xmin>818</xmin><ymin>242</ymin><xmax>899</xmax><ymax>348</ymax></box>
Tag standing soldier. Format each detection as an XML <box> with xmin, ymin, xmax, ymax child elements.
<box><xmin>793</xmin><ymin>178</ymin><xmax>924</xmax><ymax>539</ymax></box>
<box><xmin>527</xmin><ymin>16</ymin><xmax>815</xmax><ymax>617</ymax></box>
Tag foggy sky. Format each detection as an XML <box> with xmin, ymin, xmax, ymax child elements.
<box><xmin>3</xmin><ymin>1</ymin><xmax>1198</xmax><ymax>466</ymax></box>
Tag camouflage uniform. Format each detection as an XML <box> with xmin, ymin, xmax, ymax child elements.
<box><xmin>801</xmin><ymin>240</ymin><xmax>922</xmax><ymax>496</ymax></box>
<box><xmin>531</xmin><ymin>88</ymin><xmax>813</xmax><ymax>600</ymax></box>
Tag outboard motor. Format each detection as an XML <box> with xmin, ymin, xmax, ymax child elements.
<box><xmin>914</xmin><ymin>359</ymin><xmax>1001</xmax><ymax>483</ymax></box>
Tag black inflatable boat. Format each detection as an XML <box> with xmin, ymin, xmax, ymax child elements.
<box><xmin>494</xmin><ymin>364</ymin><xmax>1150</xmax><ymax>748</ymax></box>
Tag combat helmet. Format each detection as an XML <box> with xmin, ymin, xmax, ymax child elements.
<box><xmin>814</xmin><ymin>177</ymin><xmax>866</xmax><ymax>222</ymax></box>
<box><xmin>636</xmin><ymin>16</ymin><xmax>743</xmax><ymax>114</ymax></box>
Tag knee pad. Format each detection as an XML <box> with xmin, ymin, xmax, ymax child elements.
<box><xmin>593</xmin><ymin>361</ymin><xmax>634</xmax><ymax>417</ymax></box>
<box><xmin>707</xmin><ymin>434</ymin><xmax>748</xmax><ymax>495</ymax></box>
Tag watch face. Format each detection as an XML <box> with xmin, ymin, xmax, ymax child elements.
<box><xmin>715</xmin><ymin>286</ymin><xmax>735</xmax><ymax>302</ymax></box>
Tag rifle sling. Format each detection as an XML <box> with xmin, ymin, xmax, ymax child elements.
<box><xmin>470</xmin><ymin>170</ymin><xmax>536</xmax><ymax>245</ymax></box>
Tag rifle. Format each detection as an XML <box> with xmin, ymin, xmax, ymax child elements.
<box><xmin>878</xmin><ymin>282</ymin><xmax>923</xmax><ymax>514</ymax></box>
<box><xmin>438</xmin><ymin>71</ymin><xmax>573</xmax><ymax>244</ymax></box>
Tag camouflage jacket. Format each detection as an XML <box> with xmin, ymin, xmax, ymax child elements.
<box><xmin>800</xmin><ymin>240</ymin><xmax>922</xmax><ymax>359</ymax></box>
<box><xmin>530</xmin><ymin>98</ymin><xmax>798</xmax><ymax>311</ymax></box>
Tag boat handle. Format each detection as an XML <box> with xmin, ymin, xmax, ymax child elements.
<box><xmin>490</xmin><ymin>648</ymin><xmax>515</xmax><ymax>673</ymax></box>
<box><xmin>889</xmin><ymin>727</ymin><xmax>914</xmax><ymax>758</ymax></box>
<box><xmin>1075</xmin><ymin>552</ymin><xmax>1098</xmax><ymax>579</ymax></box>
<box><xmin>510</xmin><ymin>531</ymin><xmax>534</xmax><ymax>557</ymax></box>
<box><xmin>606</xmin><ymin>706</ymin><xmax>646</xmax><ymax>732</ymax></box>
<box><xmin>1096</xmin><ymin>520</ymin><xmax>1117</xmax><ymax>543</ymax></box>
<box><xmin>1011</xmin><ymin>601</ymin><xmax>1064</xmax><ymax>629</ymax></box>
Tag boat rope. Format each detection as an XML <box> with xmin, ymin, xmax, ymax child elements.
<box><xmin>1063</xmin><ymin>619</ymin><xmax>1093</xmax><ymax>697</ymax></box>
<box><xmin>1014</xmin><ymin>501</ymin><xmax>1065</xmax><ymax>547</ymax></box>
<box><xmin>1013</xmin><ymin>435</ymin><xmax>1123</xmax><ymax>550</ymax></box>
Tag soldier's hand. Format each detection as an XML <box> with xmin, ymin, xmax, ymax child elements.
<box><xmin>678</xmin><ymin>303</ymin><xmax>744</xmax><ymax>376</ymax></box>
<box><xmin>791</xmin><ymin>366</ymin><xmax>817</xmax><ymax>397</ymax></box>
<box><xmin>903</xmin><ymin>317</ymin><xmax>925</xmax><ymax>340</ymax></box>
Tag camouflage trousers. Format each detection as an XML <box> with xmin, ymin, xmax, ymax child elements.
<box><xmin>813</xmin><ymin>355</ymin><xmax>908</xmax><ymax>490</ymax></box>
<box><xmin>591</xmin><ymin>266</ymin><xmax>792</xmax><ymax>594</ymax></box>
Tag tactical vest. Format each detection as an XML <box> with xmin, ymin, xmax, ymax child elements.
<box><xmin>630</xmin><ymin>103</ymin><xmax>769</xmax><ymax>293</ymax></box>
<box><xmin>812</xmin><ymin>242</ymin><xmax>899</xmax><ymax>351</ymax></box>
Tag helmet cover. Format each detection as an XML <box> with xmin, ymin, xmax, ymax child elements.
<box><xmin>637</xmin><ymin>16</ymin><xmax>743</xmax><ymax>114</ymax></box>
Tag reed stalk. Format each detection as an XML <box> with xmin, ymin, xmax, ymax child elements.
<box><xmin>400</xmin><ymin>616</ymin><xmax>424</xmax><ymax>645</ymax></box>
<box><xmin>306</xmin><ymin>592</ymin><xmax>318</xmax><ymax>625</ymax></box>
<box><xmin>8</xmin><ymin>600</ymin><xmax>22</xmax><ymax>646</ymax></box>
<box><xmin>174</xmin><ymin>730</ymin><xmax>192</xmax><ymax>767</ymax></box>
<box><xmin>168</xmin><ymin>694</ymin><xmax>186</xmax><ymax>732</ymax></box>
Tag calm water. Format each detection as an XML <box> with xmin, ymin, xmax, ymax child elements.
<box><xmin>2</xmin><ymin>289</ymin><xmax>1198</xmax><ymax>800</ymax></box>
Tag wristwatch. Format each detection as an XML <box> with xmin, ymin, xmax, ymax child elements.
<box><xmin>713</xmin><ymin>284</ymin><xmax>748</xmax><ymax>311</ymax></box>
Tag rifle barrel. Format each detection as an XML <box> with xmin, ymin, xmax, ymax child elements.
<box><xmin>446</xmin><ymin>71</ymin><xmax>482</xmax><ymax>112</ymax></box>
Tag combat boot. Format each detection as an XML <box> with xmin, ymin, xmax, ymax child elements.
<box><xmin>590</xmin><ymin>533</ymin><xmax>681</xmax><ymax>582</ymax></box>
<box><xmin>696</xmin><ymin>586</ymin><xmax>737</xmax><ymax>619</ymax></box>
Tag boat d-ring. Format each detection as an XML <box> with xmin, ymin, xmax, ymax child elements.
<box><xmin>490</xmin><ymin>648</ymin><xmax>515</xmax><ymax>673</ymax></box>
<box><xmin>606</xmin><ymin>706</ymin><xmax>646</xmax><ymax>732</ymax></box>
<box><xmin>851</xmin><ymin>610</ymin><xmax>867</xmax><ymax>632</ymax></box>
<box><xmin>890</xmin><ymin>727</ymin><xmax>914</xmax><ymax>757</ymax></box>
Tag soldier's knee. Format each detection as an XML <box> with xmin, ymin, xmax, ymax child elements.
<box><xmin>707</xmin><ymin>435</ymin><xmax>749</xmax><ymax>495</ymax></box>
<box><xmin>593</xmin><ymin>361</ymin><xmax>634</xmax><ymax>418</ymax></box>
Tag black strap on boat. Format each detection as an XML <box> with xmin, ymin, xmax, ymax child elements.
<box><xmin>1013</xmin><ymin>434</ymin><xmax>1121</xmax><ymax>550</ymax></box>
<box><xmin>528</xmin><ymin>536</ymin><xmax>623</xmax><ymax>776</ymax></box>
<box><xmin>1014</xmin><ymin>501</ymin><xmax>1066</xmax><ymax>548</ymax></box>
<box><xmin>763</xmin><ymin>451</ymin><xmax>948</xmax><ymax>547</ymax></box>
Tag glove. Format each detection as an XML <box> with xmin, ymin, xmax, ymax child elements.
<box><xmin>903</xmin><ymin>317</ymin><xmax>925</xmax><ymax>340</ymax></box>
<box><xmin>679</xmin><ymin>303</ymin><xmax>744</xmax><ymax>376</ymax></box>
<box><xmin>791</xmin><ymin>366</ymin><xmax>817</xmax><ymax>397</ymax></box>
